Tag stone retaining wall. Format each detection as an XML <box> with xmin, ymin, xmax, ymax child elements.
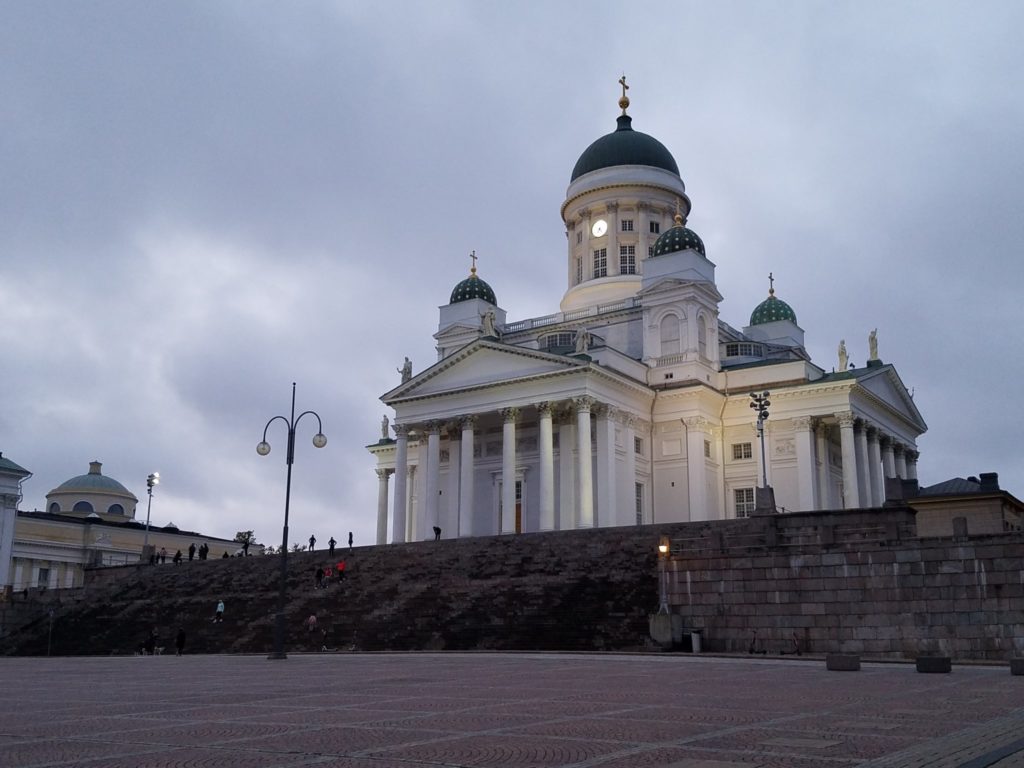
<box><xmin>667</xmin><ymin>511</ymin><xmax>1024</xmax><ymax>660</ymax></box>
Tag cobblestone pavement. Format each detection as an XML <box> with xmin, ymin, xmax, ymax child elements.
<box><xmin>0</xmin><ymin>653</ymin><xmax>1022</xmax><ymax>768</ymax></box>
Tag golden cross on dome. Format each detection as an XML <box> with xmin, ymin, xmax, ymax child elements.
<box><xmin>768</xmin><ymin>271</ymin><xmax>775</xmax><ymax>295</ymax></box>
<box><xmin>470</xmin><ymin>250</ymin><xmax>477</xmax><ymax>275</ymax></box>
<box><xmin>618</xmin><ymin>74</ymin><xmax>630</xmax><ymax>114</ymax></box>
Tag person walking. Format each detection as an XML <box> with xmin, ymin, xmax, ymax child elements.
<box><xmin>214</xmin><ymin>599</ymin><xmax>225</xmax><ymax>623</ymax></box>
<box><xmin>336</xmin><ymin>559</ymin><xmax>346</xmax><ymax>583</ymax></box>
<box><xmin>348</xmin><ymin>531</ymin><xmax>353</xmax><ymax>551</ymax></box>
<box><xmin>328</xmin><ymin>537</ymin><xmax>336</xmax><ymax>556</ymax></box>
<box><xmin>159</xmin><ymin>547</ymin><xmax>167</xmax><ymax>564</ymax></box>
<box><xmin>188</xmin><ymin>542</ymin><xmax>196</xmax><ymax>561</ymax></box>
<box><xmin>175</xmin><ymin>627</ymin><xmax>186</xmax><ymax>656</ymax></box>
<box><xmin>309</xmin><ymin>534</ymin><xmax>316</xmax><ymax>552</ymax></box>
<box><xmin>173</xmin><ymin>549</ymin><xmax>182</xmax><ymax>565</ymax></box>
<box><xmin>307</xmin><ymin>613</ymin><xmax>318</xmax><ymax>633</ymax></box>
<box><xmin>242</xmin><ymin>539</ymin><xmax>250</xmax><ymax>556</ymax></box>
<box><xmin>314</xmin><ymin>566</ymin><xmax>324</xmax><ymax>589</ymax></box>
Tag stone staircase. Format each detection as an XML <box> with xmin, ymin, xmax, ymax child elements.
<box><xmin>3</xmin><ymin>525</ymin><xmax>661</xmax><ymax>656</ymax></box>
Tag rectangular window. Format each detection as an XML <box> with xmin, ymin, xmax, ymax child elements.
<box><xmin>732</xmin><ymin>442</ymin><xmax>753</xmax><ymax>460</ymax></box>
<box><xmin>635</xmin><ymin>482</ymin><xmax>644</xmax><ymax>525</ymax></box>
<box><xmin>619</xmin><ymin>244</ymin><xmax>636</xmax><ymax>274</ymax></box>
<box><xmin>650</xmin><ymin>221</ymin><xmax>660</xmax><ymax>234</ymax></box>
<box><xmin>575</xmin><ymin>256</ymin><xmax>582</xmax><ymax>285</ymax></box>
<box><xmin>37</xmin><ymin>568</ymin><xmax>50</xmax><ymax>587</ymax></box>
<box><xmin>621</xmin><ymin>219</ymin><xmax>634</xmax><ymax>232</ymax></box>
<box><xmin>648</xmin><ymin>245</ymin><xmax>654</xmax><ymax>258</ymax></box>
<box><xmin>634</xmin><ymin>436</ymin><xmax>644</xmax><ymax>455</ymax></box>
<box><xmin>576</xmin><ymin>230</ymin><xmax>582</xmax><ymax>244</ymax></box>
<box><xmin>593</xmin><ymin>248</ymin><xmax>607</xmax><ymax>278</ymax></box>
<box><xmin>735</xmin><ymin>488</ymin><xmax>756</xmax><ymax>517</ymax></box>
<box><xmin>704</xmin><ymin>440</ymin><xmax>711</xmax><ymax>458</ymax></box>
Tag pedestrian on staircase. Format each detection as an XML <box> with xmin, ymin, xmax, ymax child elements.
<box><xmin>348</xmin><ymin>531</ymin><xmax>353</xmax><ymax>551</ymax></box>
<box><xmin>315</xmin><ymin>566</ymin><xmax>324</xmax><ymax>589</ymax></box>
<box><xmin>173</xmin><ymin>549</ymin><xmax>182</xmax><ymax>565</ymax></box>
<box><xmin>188</xmin><ymin>542</ymin><xmax>196</xmax><ymax>561</ymax></box>
<box><xmin>309</xmin><ymin>534</ymin><xmax>316</xmax><ymax>552</ymax></box>
<box><xmin>214</xmin><ymin>599</ymin><xmax>225</xmax><ymax>623</ymax></box>
<box><xmin>175</xmin><ymin>627</ymin><xmax>186</xmax><ymax>656</ymax></box>
<box><xmin>328</xmin><ymin>537</ymin><xmax>336</xmax><ymax>556</ymax></box>
<box><xmin>323</xmin><ymin>564</ymin><xmax>333</xmax><ymax>584</ymax></box>
<box><xmin>307</xmin><ymin>613</ymin><xmax>318</xmax><ymax>633</ymax></box>
<box><xmin>336</xmin><ymin>559</ymin><xmax>346</xmax><ymax>582</ymax></box>
<box><xmin>159</xmin><ymin>547</ymin><xmax>167</xmax><ymax>563</ymax></box>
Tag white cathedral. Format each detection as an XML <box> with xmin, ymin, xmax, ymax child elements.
<box><xmin>368</xmin><ymin>82</ymin><xmax>926</xmax><ymax>544</ymax></box>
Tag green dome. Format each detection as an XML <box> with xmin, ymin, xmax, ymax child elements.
<box><xmin>571</xmin><ymin>115</ymin><xmax>679</xmax><ymax>182</ymax></box>
<box><xmin>450</xmin><ymin>273</ymin><xmax>497</xmax><ymax>305</ymax></box>
<box><xmin>750</xmin><ymin>294</ymin><xmax>797</xmax><ymax>325</ymax></box>
<box><xmin>652</xmin><ymin>220</ymin><xmax>705</xmax><ymax>257</ymax></box>
<box><xmin>52</xmin><ymin>461</ymin><xmax>136</xmax><ymax>498</ymax></box>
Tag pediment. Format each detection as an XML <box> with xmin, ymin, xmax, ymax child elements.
<box><xmin>638</xmin><ymin>277</ymin><xmax>723</xmax><ymax>303</ymax></box>
<box><xmin>383</xmin><ymin>341</ymin><xmax>587</xmax><ymax>403</ymax></box>
<box><xmin>856</xmin><ymin>366</ymin><xmax>927</xmax><ymax>432</ymax></box>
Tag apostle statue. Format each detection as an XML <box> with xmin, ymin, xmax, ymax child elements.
<box><xmin>837</xmin><ymin>339</ymin><xmax>849</xmax><ymax>371</ymax></box>
<box><xmin>398</xmin><ymin>357</ymin><xmax>412</xmax><ymax>383</ymax></box>
<box><xmin>868</xmin><ymin>328</ymin><xmax>878</xmax><ymax>361</ymax></box>
<box><xmin>481</xmin><ymin>308</ymin><xmax>498</xmax><ymax>338</ymax></box>
<box><xmin>575</xmin><ymin>327</ymin><xmax>592</xmax><ymax>354</ymax></box>
<box><xmin>381</xmin><ymin>414</ymin><xmax>390</xmax><ymax>440</ymax></box>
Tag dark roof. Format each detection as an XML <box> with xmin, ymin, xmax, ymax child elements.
<box><xmin>16</xmin><ymin>509</ymin><xmax>237</xmax><ymax>543</ymax></box>
<box><xmin>0</xmin><ymin>453</ymin><xmax>31</xmax><ymax>477</ymax></box>
<box><xmin>571</xmin><ymin>115</ymin><xmax>679</xmax><ymax>181</ymax></box>
<box><xmin>919</xmin><ymin>478</ymin><xmax>982</xmax><ymax>496</ymax></box>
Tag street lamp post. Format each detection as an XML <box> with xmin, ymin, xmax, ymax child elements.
<box><xmin>143</xmin><ymin>472</ymin><xmax>160</xmax><ymax>552</ymax></box>
<box><xmin>257</xmin><ymin>382</ymin><xmax>327</xmax><ymax>661</ymax></box>
<box><xmin>657</xmin><ymin>535</ymin><xmax>670</xmax><ymax>615</ymax></box>
<box><xmin>749</xmin><ymin>391</ymin><xmax>771</xmax><ymax>487</ymax></box>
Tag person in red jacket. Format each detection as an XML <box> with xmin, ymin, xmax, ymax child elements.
<box><xmin>336</xmin><ymin>560</ymin><xmax>346</xmax><ymax>582</ymax></box>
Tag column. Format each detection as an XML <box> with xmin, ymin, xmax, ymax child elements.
<box><xmin>459</xmin><ymin>415</ymin><xmax>476</xmax><ymax>537</ymax></box>
<box><xmin>906</xmin><ymin>449</ymin><xmax>919</xmax><ymax>481</ymax></box>
<box><xmin>405</xmin><ymin>465</ymin><xmax>416</xmax><ymax>542</ymax></box>
<box><xmin>881</xmin><ymin>437</ymin><xmax>896</xmax><ymax>478</ymax></box>
<box><xmin>446</xmin><ymin>433</ymin><xmax>460</xmax><ymax>538</ymax></box>
<box><xmin>574</xmin><ymin>397</ymin><xmax>595</xmax><ymax>527</ymax></box>
<box><xmin>558</xmin><ymin>414</ymin><xmax>576</xmax><ymax>529</ymax></box>
<box><xmin>500</xmin><ymin>407</ymin><xmax>519</xmax><ymax>534</ymax></box>
<box><xmin>391</xmin><ymin>425</ymin><xmax>409</xmax><ymax>543</ymax></box>
<box><xmin>867</xmin><ymin>427</ymin><xmax>883</xmax><ymax>507</ymax></box>
<box><xmin>537</xmin><ymin>403</ymin><xmax>555</xmax><ymax>531</ymax></box>
<box><xmin>623</xmin><ymin>414</ymin><xmax>638</xmax><ymax>525</ymax></box>
<box><xmin>854</xmin><ymin>420</ymin><xmax>870</xmax><ymax>508</ymax></box>
<box><xmin>13</xmin><ymin>561</ymin><xmax>23</xmax><ymax>590</ymax></box>
<box><xmin>793</xmin><ymin>416</ymin><xmax>817</xmax><ymax>511</ymax></box>
<box><xmin>685</xmin><ymin>416</ymin><xmax>709</xmax><ymax>521</ymax></box>
<box><xmin>837</xmin><ymin>411</ymin><xmax>859</xmax><ymax>509</ymax></box>
<box><xmin>425</xmin><ymin>422</ymin><xmax>442</xmax><ymax>535</ymax></box>
<box><xmin>375</xmin><ymin>468</ymin><xmax>391</xmax><ymax>545</ymax></box>
<box><xmin>815</xmin><ymin>421</ymin><xmax>831</xmax><ymax>509</ymax></box>
<box><xmin>895</xmin><ymin>444</ymin><xmax>907</xmax><ymax>478</ymax></box>
<box><xmin>595</xmin><ymin>404</ymin><xmax>618</xmax><ymax>528</ymax></box>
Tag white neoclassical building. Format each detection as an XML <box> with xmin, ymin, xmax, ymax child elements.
<box><xmin>368</xmin><ymin>83</ymin><xmax>926</xmax><ymax>544</ymax></box>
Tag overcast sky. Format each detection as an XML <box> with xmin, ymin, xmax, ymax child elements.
<box><xmin>3</xmin><ymin>1</ymin><xmax>1022</xmax><ymax>548</ymax></box>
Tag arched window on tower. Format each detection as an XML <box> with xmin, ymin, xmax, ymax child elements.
<box><xmin>107</xmin><ymin>504</ymin><xmax>125</xmax><ymax>515</ymax></box>
<box><xmin>48</xmin><ymin>502</ymin><xmax>60</xmax><ymax>514</ymax></box>
<box><xmin>698</xmin><ymin>315</ymin><xmax>708</xmax><ymax>359</ymax></box>
<box><xmin>660</xmin><ymin>314</ymin><xmax>681</xmax><ymax>357</ymax></box>
<box><xmin>72</xmin><ymin>501</ymin><xmax>94</xmax><ymax>513</ymax></box>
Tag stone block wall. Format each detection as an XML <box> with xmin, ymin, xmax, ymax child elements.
<box><xmin>667</xmin><ymin>511</ymin><xmax>1024</xmax><ymax>660</ymax></box>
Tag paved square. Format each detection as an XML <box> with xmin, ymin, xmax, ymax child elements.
<box><xmin>0</xmin><ymin>653</ymin><xmax>1022</xmax><ymax>767</ymax></box>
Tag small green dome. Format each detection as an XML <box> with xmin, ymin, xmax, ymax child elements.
<box><xmin>571</xmin><ymin>114</ymin><xmax>679</xmax><ymax>182</ymax></box>
<box><xmin>450</xmin><ymin>273</ymin><xmax>497</xmax><ymax>305</ymax></box>
<box><xmin>750</xmin><ymin>294</ymin><xmax>797</xmax><ymax>325</ymax></box>
<box><xmin>652</xmin><ymin>218</ymin><xmax>705</xmax><ymax>257</ymax></box>
<box><xmin>51</xmin><ymin>461</ymin><xmax>136</xmax><ymax>498</ymax></box>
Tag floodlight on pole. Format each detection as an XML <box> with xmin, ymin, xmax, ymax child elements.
<box><xmin>143</xmin><ymin>472</ymin><xmax>160</xmax><ymax>550</ymax></box>
<box><xmin>749</xmin><ymin>391</ymin><xmax>771</xmax><ymax>487</ymax></box>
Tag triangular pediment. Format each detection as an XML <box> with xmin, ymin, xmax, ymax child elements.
<box><xmin>855</xmin><ymin>365</ymin><xmax>927</xmax><ymax>432</ymax></box>
<box><xmin>383</xmin><ymin>341</ymin><xmax>587</xmax><ymax>404</ymax></box>
<box><xmin>638</xmin><ymin>277</ymin><xmax>724</xmax><ymax>303</ymax></box>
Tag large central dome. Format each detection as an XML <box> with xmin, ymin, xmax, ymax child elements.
<box><xmin>570</xmin><ymin>114</ymin><xmax>679</xmax><ymax>182</ymax></box>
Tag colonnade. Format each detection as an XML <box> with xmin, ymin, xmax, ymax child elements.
<box><xmin>376</xmin><ymin>398</ymin><xmax>642</xmax><ymax>544</ymax></box>
<box><xmin>823</xmin><ymin>411</ymin><xmax>918</xmax><ymax>509</ymax></box>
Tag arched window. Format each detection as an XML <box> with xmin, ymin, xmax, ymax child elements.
<box><xmin>48</xmin><ymin>502</ymin><xmax>60</xmax><ymax>514</ymax></box>
<box><xmin>72</xmin><ymin>501</ymin><xmax>94</xmax><ymax>513</ymax></box>
<box><xmin>698</xmin><ymin>315</ymin><xmax>708</xmax><ymax>359</ymax></box>
<box><xmin>107</xmin><ymin>504</ymin><xmax>125</xmax><ymax>515</ymax></box>
<box><xmin>660</xmin><ymin>314</ymin><xmax>681</xmax><ymax>356</ymax></box>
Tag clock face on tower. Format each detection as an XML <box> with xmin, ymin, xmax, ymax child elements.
<box><xmin>591</xmin><ymin>219</ymin><xmax>608</xmax><ymax>237</ymax></box>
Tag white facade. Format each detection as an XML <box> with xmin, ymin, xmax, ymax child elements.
<box><xmin>368</xmin><ymin>92</ymin><xmax>926</xmax><ymax>543</ymax></box>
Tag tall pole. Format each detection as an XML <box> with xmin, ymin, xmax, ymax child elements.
<box><xmin>258</xmin><ymin>382</ymin><xmax>326</xmax><ymax>661</ymax></box>
<box><xmin>143</xmin><ymin>472</ymin><xmax>159</xmax><ymax>551</ymax></box>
